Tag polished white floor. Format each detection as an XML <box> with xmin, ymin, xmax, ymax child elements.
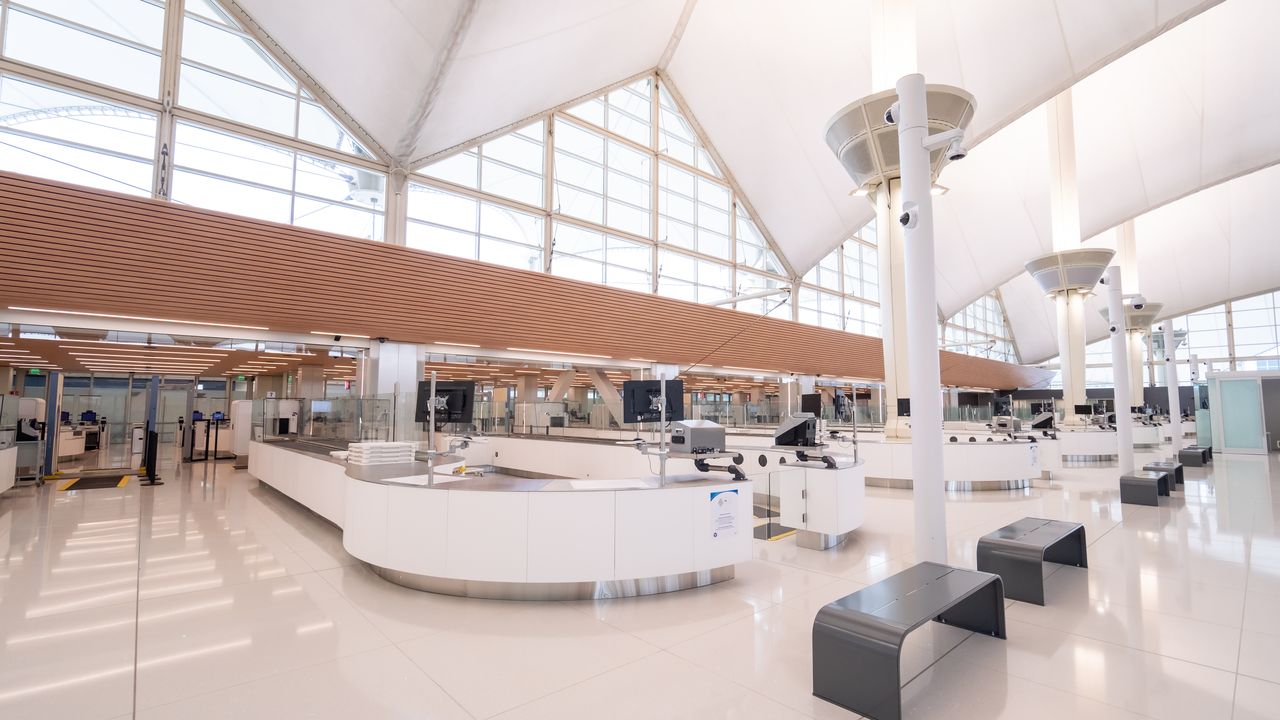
<box><xmin>1</xmin><ymin>445</ymin><xmax>1278</xmax><ymax>719</ymax></box>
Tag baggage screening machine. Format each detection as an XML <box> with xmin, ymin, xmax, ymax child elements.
<box><xmin>618</xmin><ymin>379</ymin><xmax>747</xmax><ymax>484</ymax></box>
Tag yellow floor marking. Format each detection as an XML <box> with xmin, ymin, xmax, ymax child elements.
<box><xmin>58</xmin><ymin>478</ymin><xmax>79</xmax><ymax>491</ymax></box>
<box><xmin>117</xmin><ymin>475</ymin><xmax>134</xmax><ymax>488</ymax></box>
<box><xmin>768</xmin><ymin>529</ymin><xmax>797</xmax><ymax>541</ymax></box>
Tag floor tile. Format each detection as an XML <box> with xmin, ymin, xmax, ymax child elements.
<box><xmin>1237</xmin><ymin>628</ymin><xmax>1280</xmax><ymax>684</ymax></box>
<box><xmin>565</xmin><ymin>582</ymin><xmax>773</xmax><ymax>649</ymax></box>
<box><xmin>134</xmin><ymin>572</ymin><xmax>390</xmax><ymax>709</ymax></box>
<box><xmin>491</xmin><ymin>651</ymin><xmax>812</xmax><ymax>720</ymax></box>
<box><xmin>398</xmin><ymin>602</ymin><xmax>657</xmax><ymax>718</ymax></box>
<box><xmin>134</xmin><ymin>646</ymin><xmax>470</xmax><ymax>720</ymax></box>
<box><xmin>1232</xmin><ymin>675</ymin><xmax>1280</xmax><ymax>720</ymax></box>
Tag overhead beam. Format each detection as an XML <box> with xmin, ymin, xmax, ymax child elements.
<box><xmin>391</xmin><ymin>0</ymin><xmax>480</xmax><ymax>162</ymax></box>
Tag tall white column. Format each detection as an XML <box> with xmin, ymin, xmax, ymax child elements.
<box><xmin>1046</xmin><ymin>89</ymin><xmax>1089</xmax><ymax>422</ymax></box>
<box><xmin>1105</xmin><ymin>267</ymin><xmax>1135</xmax><ymax>474</ymax></box>
<box><xmin>897</xmin><ymin>73</ymin><xmax>947</xmax><ymax>564</ymax></box>
<box><xmin>1163</xmin><ymin>324</ymin><xmax>1183</xmax><ymax>455</ymax></box>
<box><xmin>1128</xmin><ymin>331</ymin><xmax>1146</xmax><ymax>407</ymax></box>
<box><xmin>366</xmin><ymin>342</ymin><xmax>424</xmax><ymax>396</ymax></box>
<box><xmin>876</xmin><ymin>180</ymin><xmax>911</xmax><ymax>437</ymax></box>
<box><xmin>1057</xmin><ymin>290</ymin><xmax>1087</xmax><ymax>416</ymax></box>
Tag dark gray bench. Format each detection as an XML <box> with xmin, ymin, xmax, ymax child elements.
<box><xmin>976</xmin><ymin>518</ymin><xmax>1087</xmax><ymax>605</ymax></box>
<box><xmin>813</xmin><ymin>562</ymin><xmax>1006</xmax><ymax>720</ymax></box>
<box><xmin>1143</xmin><ymin>460</ymin><xmax>1184</xmax><ymax>487</ymax></box>
<box><xmin>1120</xmin><ymin>470</ymin><xmax>1169</xmax><ymax>506</ymax></box>
<box><xmin>1179</xmin><ymin>446</ymin><xmax>1210</xmax><ymax>466</ymax></box>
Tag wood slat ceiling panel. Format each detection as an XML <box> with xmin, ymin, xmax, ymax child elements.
<box><xmin>0</xmin><ymin>172</ymin><xmax>1051</xmax><ymax>389</ymax></box>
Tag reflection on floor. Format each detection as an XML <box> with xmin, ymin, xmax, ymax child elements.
<box><xmin>1</xmin><ymin>445</ymin><xmax>1278</xmax><ymax>719</ymax></box>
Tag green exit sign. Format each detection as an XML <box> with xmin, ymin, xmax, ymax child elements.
<box><xmin>27</xmin><ymin>368</ymin><xmax>41</xmax><ymax>375</ymax></box>
<box><xmin>237</xmin><ymin>375</ymin><xmax>246</xmax><ymax>381</ymax></box>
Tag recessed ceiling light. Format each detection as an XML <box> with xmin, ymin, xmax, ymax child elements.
<box><xmin>506</xmin><ymin>347</ymin><xmax>612</xmax><ymax>359</ymax></box>
<box><xmin>60</xmin><ymin>346</ymin><xmax>228</xmax><ymax>357</ymax></box>
<box><xmin>7</xmin><ymin>307</ymin><xmax>268</xmax><ymax>331</ymax></box>
<box><xmin>435</xmin><ymin>342</ymin><xmax>480</xmax><ymax>348</ymax></box>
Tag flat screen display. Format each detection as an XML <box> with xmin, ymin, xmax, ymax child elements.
<box><xmin>415</xmin><ymin>381</ymin><xmax>476</xmax><ymax>424</ymax></box>
<box><xmin>622</xmin><ymin>379</ymin><xmax>684</xmax><ymax>424</ymax></box>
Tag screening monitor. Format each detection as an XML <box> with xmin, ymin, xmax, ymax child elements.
<box><xmin>800</xmin><ymin>393</ymin><xmax>822</xmax><ymax>416</ymax></box>
<box><xmin>896</xmin><ymin>398</ymin><xmax>911</xmax><ymax>417</ymax></box>
<box><xmin>311</xmin><ymin>400</ymin><xmax>333</xmax><ymax>413</ymax></box>
<box><xmin>1073</xmin><ymin>404</ymin><xmax>1094</xmax><ymax>415</ymax></box>
<box><xmin>415</xmin><ymin>381</ymin><xmax>476</xmax><ymax>424</ymax></box>
<box><xmin>622</xmin><ymin>379</ymin><xmax>684</xmax><ymax>424</ymax></box>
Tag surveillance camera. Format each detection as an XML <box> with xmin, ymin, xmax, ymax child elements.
<box><xmin>377</xmin><ymin>337</ymin><xmax>388</xmax><ymax>344</ymax></box>
<box><xmin>899</xmin><ymin>202</ymin><xmax>919</xmax><ymax>229</ymax></box>
<box><xmin>1109</xmin><ymin>324</ymin><xmax>1118</xmax><ymax>334</ymax></box>
<box><xmin>333</xmin><ymin>335</ymin><xmax>341</xmax><ymax>342</ymax></box>
<box><xmin>945</xmin><ymin>137</ymin><xmax>967</xmax><ymax>161</ymax></box>
<box><xmin>884</xmin><ymin>102</ymin><xmax>899</xmax><ymax>125</ymax></box>
<box><xmin>1132</xmin><ymin>295</ymin><xmax>1146</xmax><ymax>311</ymax></box>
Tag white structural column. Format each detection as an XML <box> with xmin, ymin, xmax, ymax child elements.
<box><xmin>1163</xmin><ymin>324</ymin><xmax>1184</xmax><ymax>455</ymax></box>
<box><xmin>1116</xmin><ymin>220</ymin><xmax>1146</xmax><ymax>406</ymax></box>
<box><xmin>875</xmin><ymin>179</ymin><xmax>911</xmax><ymax>436</ymax></box>
<box><xmin>1104</xmin><ymin>267</ymin><xmax>1135</xmax><ymax>474</ymax></box>
<box><xmin>1047</xmin><ymin>89</ymin><xmax>1088</xmax><ymax>420</ymax></box>
<box><xmin>897</xmin><ymin>73</ymin><xmax>947</xmax><ymax>564</ymax></box>
<box><xmin>366</xmin><ymin>342</ymin><xmax>424</xmax><ymax>396</ymax></box>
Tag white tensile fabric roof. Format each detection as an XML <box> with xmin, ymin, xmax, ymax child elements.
<box><xmin>234</xmin><ymin>0</ymin><xmax>1278</xmax><ymax>364</ymax></box>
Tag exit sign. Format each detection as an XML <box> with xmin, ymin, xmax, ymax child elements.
<box><xmin>237</xmin><ymin>375</ymin><xmax>246</xmax><ymax>381</ymax></box>
<box><xmin>27</xmin><ymin>368</ymin><xmax>41</xmax><ymax>375</ymax></box>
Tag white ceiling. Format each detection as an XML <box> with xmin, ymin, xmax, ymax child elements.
<box><xmin>1005</xmin><ymin>162</ymin><xmax>1280</xmax><ymax>365</ymax></box>
<box><xmin>231</xmin><ymin>0</ymin><xmax>1280</xmax><ymax>367</ymax></box>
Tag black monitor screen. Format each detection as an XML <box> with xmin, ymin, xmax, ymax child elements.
<box><xmin>415</xmin><ymin>381</ymin><xmax>476</xmax><ymax>424</ymax></box>
<box><xmin>622</xmin><ymin>379</ymin><xmax>684</xmax><ymax>424</ymax></box>
<box><xmin>897</xmin><ymin>398</ymin><xmax>911</xmax><ymax>417</ymax></box>
<box><xmin>800</xmin><ymin>393</ymin><xmax>822</xmax><ymax>416</ymax></box>
<box><xmin>1073</xmin><ymin>404</ymin><xmax>1094</xmax><ymax>415</ymax></box>
<box><xmin>1130</xmin><ymin>406</ymin><xmax>1144</xmax><ymax>414</ymax></box>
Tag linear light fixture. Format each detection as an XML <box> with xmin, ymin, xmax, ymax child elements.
<box><xmin>66</xmin><ymin>354</ymin><xmax>214</xmax><ymax>363</ymax></box>
<box><xmin>434</xmin><ymin>341</ymin><xmax>481</xmax><ymax>348</ymax></box>
<box><xmin>7</xmin><ymin>307</ymin><xmax>269</xmax><ymax>331</ymax></box>
<box><xmin>506</xmin><ymin>347</ymin><xmax>612</xmax><ymax>359</ymax></box>
<box><xmin>59</xmin><ymin>346</ymin><xmax>228</xmax><ymax>357</ymax></box>
<box><xmin>310</xmin><ymin>331</ymin><xmax>370</xmax><ymax>339</ymax></box>
<box><xmin>723</xmin><ymin>366</ymin><xmax>780</xmax><ymax>373</ymax></box>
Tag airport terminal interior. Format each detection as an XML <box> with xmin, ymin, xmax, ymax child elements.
<box><xmin>2</xmin><ymin>1</ymin><xmax>1280</xmax><ymax>718</ymax></box>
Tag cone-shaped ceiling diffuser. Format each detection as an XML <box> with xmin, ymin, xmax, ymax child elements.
<box><xmin>1024</xmin><ymin>248</ymin><xmax>1116</xmax><ymax>295</ymax></box>
<box><xmin>824</xmin><ymin>85</ymin><xmax>976</xmax><ymax>191</ymax></box>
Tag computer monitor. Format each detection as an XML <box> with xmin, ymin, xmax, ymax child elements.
<box><xmin>622</xmin><ymin>379</ymin><xmax>684</xmax><ymax>424</ymax></box>
<box><xmin>79</xmin><ymin>411</ymin><xmax>97</xmax><ymax>423</ymax></box>
<box><xmin>1130</xmin><ymin>406</ymin><xmax>1143</xmax><ymax>414</ymax></box>
<box><xmin>211</xmin><ymin>411</ymin><xmax>225</xmax><ymax>421</ymax></box>
<box><xmin>896</xmin><ymin>398</ymin><xmax>911</xmax><ymax>417</ymax></box>
<box><xmin>1073</xmin><ymin>404</ymin><xmax>1094</xmax><ymax>415</ymax></box>
<box><xmin>415</xmin><ymin>381</ymin><xmax>476</xmax><ymax>424</ymax></box>
<box><xmin>800</xmin><ymin>393</ymin><xmax>822</xmax><ymax>416</ymax></box>
<box><xmin>60</xmin><ymin>411</ymin><xmax>70</xmax><ymax>424</ymax></box>
<box><xmin>191</xmin><ymin>410</ymin><xmax>204</xmax><ymax>421</ymax></box>
<box><xmin>311</xmin><ymin>400</ymin><xmax>333</xmax><ymax>413</ymax></box>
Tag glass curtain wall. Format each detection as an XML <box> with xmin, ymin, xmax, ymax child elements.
<box><xmin>1039</xmin><ymin>289</ymin><xmax>1280</xmax><ymax>386</ymax></box>
<box><xmin>0</xmin><ymin>0</ymin><xmax>387</xmax><ymax>241</ymax></box>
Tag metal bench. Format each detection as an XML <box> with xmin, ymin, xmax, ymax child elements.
<box><xmin>1120</xmin><ymin>470</ymin><xmax>1169</xmax><ymax>506</ymax></box>
<box><xmin>1143</xmin><ymin>460</ymin><xmax>1184</xmax><ymax>487</ymax></box>
<box><xmin>812</xmin><ymin>562</ymin><xmax>1006</xmax><ymax>720</ymax></box>
<box><xmin>976</xmin><ymin>518</ymin><xmax>1087</xmax><ymax>605</ymax></box>
<box><xmin>1179</xmin><ymin>447</ymin><xmax>1210</xmax><ymax>466</ymax></box>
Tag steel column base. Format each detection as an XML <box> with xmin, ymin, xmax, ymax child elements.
<box><xmin>1062</xmin><ymin>453</ymin><xmax>1118</xmax><ymax>465</ymax></box>
<box><xmin>368</xmin><ymin>564</ymin><xmax>735</xmax><ymax>601</ymax></box>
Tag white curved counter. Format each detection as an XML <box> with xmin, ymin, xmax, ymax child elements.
<box><xmin>0</xmin><ymin>445</ymin><xmax>15</xmax><ymax>495</ymax></box>
<box><xmin>1057</xmin><ymin>430</ymin><xmax>1119</xmax><ymax>463</ymax></box>
<box><xmin>1132</xmin><ymin>425</ymin><xmax>1161</xmax><ymax>448</ymax></box>
<box><xmin>249</xmin><ymin>440</ymin><xmax>752</xmax><ymax>600</ymax></box>
<box><xmin>858</xmin><ymin>437</ymin><xmax>1041</xmax><ymax>491</ymax></box>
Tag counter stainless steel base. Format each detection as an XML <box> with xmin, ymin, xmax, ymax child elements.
<box><xmin>369</xmin><ymin>564</ymin><xmax>735</xmax><ymax>601</ymax></box>
<box><xmin>796</xmin><ymin>530</ymin><xmax>853</xmax><ymax>551</ymax></box>
<box><xmin>865</xmin><ymin>476</ymin><xmax>1032</xmax><ymax>492</ymax></box>
<box><xmin>1062</xmin><ymin>454</ymin><xmax>1118</xmax><ymax>465</ymax></box>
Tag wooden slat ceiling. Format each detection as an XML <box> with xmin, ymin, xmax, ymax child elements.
<box><xmin>0</xmin><ymin>334</ymin><xmax>357</xmax><ymax>378</ymax></box>
<box><xmin>0</xmin><ymin>172</ymin><xmax>1051</xmax><ymax>390</ymax></box>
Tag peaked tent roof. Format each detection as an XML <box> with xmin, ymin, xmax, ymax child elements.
<box><xmin>227</xmin><ymin>0</ymin><xmax>1278</xmax><ymax>367</ymax></box>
